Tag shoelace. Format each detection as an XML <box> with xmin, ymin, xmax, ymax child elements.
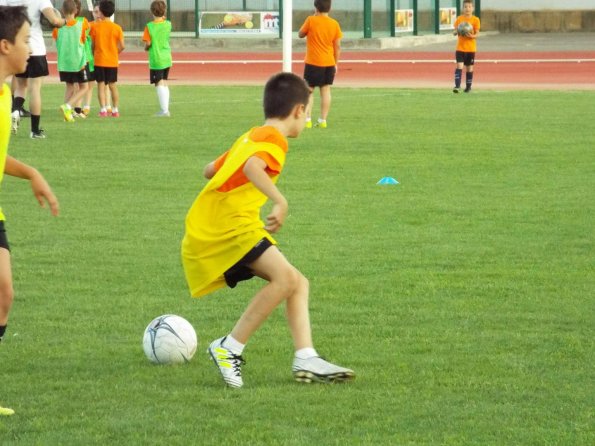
<box><xmin>216</xmin><ymin>349</ymin><xmax>246</xmax><ymax>376</ymax></box>
<box><xmin>227</xmin><ymin>353</ymin><xmax>246</xmax><ymax>376</ymax></box>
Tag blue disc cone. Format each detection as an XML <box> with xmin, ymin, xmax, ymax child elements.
<box><xmin>377</xmin><ymin>177</ymin><xmax>399</xmax><ymax>185</ymax></box>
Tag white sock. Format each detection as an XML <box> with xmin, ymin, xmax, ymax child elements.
<box><xmin>111</xmin><ymin>107</ymin><xmax>119</xmax><ymax>113</ymax></box>
<box><xmin>222</xmin><ymin>334</ymin><xmax>244</xmax><ymax>355</ymax></box>
<box><xmin>157</xmin><ymin>85</ymin><xmax>169</xmax><ymax>112</ymax></box>
<box><xmin>295</xmin><ymin>347</ymin><xmax>318</xmax><ymax>360</ymax></box>
<box><xmin>317</xmin><ymin>118</ymin><xmax>326</xmax><ymax>124</ymax></box>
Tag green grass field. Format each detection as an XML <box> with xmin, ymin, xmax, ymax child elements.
<box><xmin>0</xmin><ymin>85</ymin><xmax>593</xmax><ymax>445</ymax></box>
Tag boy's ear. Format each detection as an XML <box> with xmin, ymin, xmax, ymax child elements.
<box><xmin>0</xmin><ymin>39</ymin><xmax>11</xmax><ymax>56</ymax></box>
<box><xmin>293</xmin><ymin>103</ymin><xmax>305</xmax><ymax>118</ymax></box>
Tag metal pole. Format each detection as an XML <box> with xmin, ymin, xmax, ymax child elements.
<box><xmin>195</xmin><ymin>0</ymin><xmax>199</xmax><ymax>38</ymax></box>
<box><xmin>282</xmin><ymin>0</ymin><xmax>292</xmax><ymax>72</ymax></box>
<box><xmin>476</xmin><ymin>0</ymin><xmax>481</xmax><ymax>18</ymax></box>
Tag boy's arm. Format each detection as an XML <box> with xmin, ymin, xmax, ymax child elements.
<box><xmin>4</xmin><ymin>157</ymin><xmax>59</xmax><ymax>216</ymax></box>
<box><xmin>41</xmin><ymin>6</ymin><xmax>66</xmax><ymax>28</ymax></box>
<box><xmin>243</xmin><ymin>156</ymin><xmax>287</xmax><ymax>233</ymax></box>
<box><xmin>117</xmin><ymin>27</ymin><xmax>125</xmax><ymax>53</ymax></box>
<box><xmin>142</xmin><ymin>26</ymin><xmax>151</xmax><ymax>51</ymax></box>
<box><xmin>333</xmin><ymin>39</ymin><xmax>341</xmax><ymax>65</ymax></box>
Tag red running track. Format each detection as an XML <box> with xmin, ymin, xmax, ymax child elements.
<box><xmin>46</xmin><ymin>51</ymin><xmax>595</xmax><ymax>89</ymax></box>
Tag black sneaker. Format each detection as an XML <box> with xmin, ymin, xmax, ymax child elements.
<box><xmin>19</xmin><ymin>108</ymin><xmax>31</xmax><ymax>118</ymax></box>
<box><xmin>30</xmin><ymin>129</ymin><xmax>46</xmax><ymax>139</ymax></box>
<box><xmin>464</xmin><ymin>87</ymin><xmax>472</xmax><ymax>93</ymax></box>
<box><xmin>453</xmin><ymin>87</ymin><xmax>461</xmax><ymax>94</ymax></box>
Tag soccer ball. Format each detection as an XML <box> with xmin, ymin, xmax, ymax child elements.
<box><xmin>457</xmin><ymin>22</ymin><xmax>473</xmax><ymax>36</ymax></box>
<box><xmin>142</xmin><ymin>315</ymin><xmax>198</xmax><ymax>365</ymax></box>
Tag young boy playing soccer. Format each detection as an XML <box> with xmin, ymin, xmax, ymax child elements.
<box><xmin>53</xmin><ymin>0</ymin><xmax>90</xmax><ymax>122</ymax></box>
<box><xmin>142</xmin><ymin>0</ymin><xmax>172</xmax><ymax>117</ymax></box>
<box><xmin>182</xmin><ymin>72</ymin><xmax>355</xmax><ymax>388</ymax></box>
<box><xmin>298</xmin><ymin>0</ymin><xmax>342</xmax><ymax>129</ymax></box>
<box><xmin>0</xmin><ymin>4</ymin><xmax>60</xmax><ymax>416</ymax></box>
<box><xmin>453</xmin><ymin>0</ymin><xmax>480</xmax><ymax>93</ymax></box>
<box><xmin>89</xmin><ymin>0</ymin><xmax>124</xmax><ymax>117</ymax></box>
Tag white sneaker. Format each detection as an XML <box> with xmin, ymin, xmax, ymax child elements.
<box><xmin>292</xmin><ymin>356</ymin><xmax>355</xmax><ymax>383</ymax></box>
<box><xmin>11</xmin><ymin>110</ymin><xmax>20</xmax><ymax>134</ymax></box>
<box><xmin>207</xmin><ymin>337</ymin><xmax>245</xmax><ymax>388</ymax></box>
<box><xmin>154</xmin><ymin>111</ymin><xmax>170</xmax><ymax>117</ymax></box>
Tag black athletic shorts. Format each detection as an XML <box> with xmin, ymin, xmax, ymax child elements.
<box><xmin>94</xmin><ymin>66</ymin><xmax>118</xmax><ymax>83</ymax></box>
<box><xmin>85</xmin><ymin>64</ymin><xmax>96</xmax><ymax>82</ymax></box>
<box><xmin>150</xmin><ymin>67</ymin><xmax>170</xmax><ymax>84</ymax></box>
<box><xmin>456</xmin><ymin>51</ymin><xmax>475</xmax><ymax>66</ymax></box>
<box><xmin>15</xmin><ymin>55</ymin><xmax>49</xmax><ymax>78</ymax></box>
<box><xmin>0</xmin><ymin>221</ymin><xmax>10</xmax><ymax>251</ymax></box>
<box><xmin>304</xmin><ymin>64</ymin><xmax>336</xmax><ymax>88</ymax></box>
<box><xmin>59</xmin><ymin>69</ymin><xmax>88</xmax><ymax>84</ymax></box>
<box><xmin>224</xmin><ymin>238</ymin><xmax>273</xmax><ymax>288</ymax></box>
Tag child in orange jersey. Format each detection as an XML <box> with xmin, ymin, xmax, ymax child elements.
<box><xmin>298</xmin><ymin>0</ymin><xmax>342</xmax><ymax>128</ymax></box>
<box><xmin>89</xmin><ymin>0</ymin><xmax>124</xmax><ymax>117</ymax></box>
<box><xmin>182</xmin><ymin>73</ymin><xmax>355</xmax><ymax>388</ymax></box>
<box><xmin>453</xmin><ymin>0</ymin><xmax>480</xmax><ymax>93</ymax></box>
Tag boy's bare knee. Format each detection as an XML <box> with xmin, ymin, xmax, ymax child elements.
<box><xmin>0</xmin><ymin>285</ymin><xmax>14</xmax><ymax>312</ymax></box>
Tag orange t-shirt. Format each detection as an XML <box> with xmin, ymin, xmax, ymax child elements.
<box><xmin>300</xmin><ymin>15</ymin><xmax>342</xmax><ymax>67</ymax></box>
<box><xmin>52</xmin><ymin>18</ymin><xmax>89</xmax><ymax>43</ymax></box>
<box><xmin>214</xmin><ymin>126</ymin><xmax>287</xmax><ymax>192</ymax></box>
<box><xmin>90</xmin><ymin>20</ymin><xmax>124</xmax><ymax>67</ymax></box>
<box><xmin>454</xmin><ymin>15</ymin><xmax>480</xmax><ymax>53</ymax></box>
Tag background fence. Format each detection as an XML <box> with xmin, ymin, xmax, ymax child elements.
<box><xmin>62</xmin><ymin>0</ymin><xmax>463</xmax><ymax>37</ymax></box>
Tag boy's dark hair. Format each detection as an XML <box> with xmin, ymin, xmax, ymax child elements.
<box><xmin>0</xmin><ymin>5</ymin><xmax>30</xmax><ymax>43</ymax></box>
<box><xmin>62</xmin><ymin>0</ymin><xmax>77</xmax><ymax>16</ymax></box>
<box><xmin>150</xmin><ymin>0</ymin><xmax>166</xmax><ymax>18</ymax></box>
<box><xmin>263</xmin><ymin>72</ymin><xmax>310</xmax><ymax>119</ymax></box>
<box><xmin>463</xmin><ymin>0</ymin><xmax>473</xmax><ymax>4</ymax></box>
<box><xmin>315</xmin><ymin>0</ymin><xmax>332</xmax><ymax>13</ymax></box>
<box><xmin>99</xmin><ymin>0</ymin><xmax>115</xmax><ymax>18</ymax></box>
<box><xmin>73</xmin><ymin>0</ymin><xmax>82</xmax><ymax>16</ymax></box>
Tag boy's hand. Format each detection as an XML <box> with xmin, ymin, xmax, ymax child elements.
<box><xmin>265</xmin><ymin>201</ymin><xmax>287</xmax><ymax>233</ymax></box>
<box><xmin>30</xmin><ymin>173</ymin><xmax>60</xmax><ymax>216</ymax></box>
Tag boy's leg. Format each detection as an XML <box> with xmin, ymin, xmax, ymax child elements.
<box><xmin>68</xmin><ymin>82</ymin><xmax>89</xmax><ymax>107</ymax></box>
<box><xmin>27</xmin><ymin>77</ymin><xmax>43</xmax><ymax>135</ymax></box>
<box><xmin>60</xmin><ymin>83</ymin><xmax>75</xmax><ymax>122</ymax></box>
<box><xmin>231</xmin><ymin>246</ymin><xmax>310</xmax><ymax>348</ymax></box>
<box><xmin>207</xmin><ymin>246</ymin><xmax>309</xmax><ymax>388</ymax></box>
<box><xmin>155</xmin><ymin>79</ymin><xmax>170</xmax><ymax>115</ymax></box>
<box><xmin>465</xmin><ymin>66</ymin><xmax>474</xmax><ymax>92</ymax></box>
<box><xmin>0</xmin><ymin>248</ymin><xmax>14</xmax><ymax>332</ymax></box>
<box><xmin>108</xmin><ymin>83</ymin><xmax>119</xmax><ymax>116</ymax></box>
<box><xmin>248</xmin><ymin>247</ymin><xmax>354</xmax><ymax>384</ymax></box>
<box><xmin>97</xmin><ymin>81</ymin><xmax>107</xmax><ymax>115</ymax></box>
<box><xmin>305</xmin><ymin>88</ymin><xmax>314</xmax><ymax>127</ymax></box>
<box><xmin>454</xmin><ymin>62</ymin><xmax>463</xmax><ymax>92</ymax></box>
<box><xmin>83</xmin><ymin>82</ymin><xmax>94</xmax><ymax>115</ymax></box>
<box><xmin>319</xmin><ymin>85</ymin><xmax>331</xmax><ymax>122</ymax></box>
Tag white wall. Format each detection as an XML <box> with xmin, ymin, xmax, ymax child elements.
<box><xmin>482</xmin><ymin>0</ymin><xmax>595</xmax><ymax>10</ymax></box>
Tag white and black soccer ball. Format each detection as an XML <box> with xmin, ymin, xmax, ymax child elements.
<box><xmin>142</xmin><ymin>315</ymin><xmax>198</xmax><ymax>365</ymax></box>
